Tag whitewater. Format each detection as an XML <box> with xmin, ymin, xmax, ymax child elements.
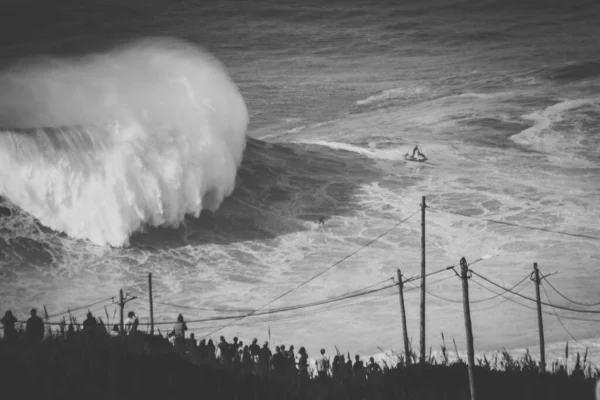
<box><xmin>0</xmin><ymin>38</ymin><xmax>248</xmax><ymax>247</ymax></box>
<box><xmin>1</xmin><ymin>0</ymin><xmax>600</xmax><ymax>369</ymax></box>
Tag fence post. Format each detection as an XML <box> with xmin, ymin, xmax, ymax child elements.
<box><xmin>533</xmin><ymin>262</ymin><xmax>546</xmax><ymax>373</ymax></box>
<box><xmin>420</xmin><ymin>195</ymin><xmax>426</xmax><ymax>364</ymax></box>
<box><xmin>119</xmin><ymin>289</ymin><xmax>124</xmax><ymax>336</ymax></box>
<box><xmin>397</xmin><ymin>269</ymin><xmax>411</xmax><ymax>364</ymax></box>
<box><xmin>149</xmin><ymin>272</ymin><xmax>154</xmax><ymax>335</ymax></box>
<box><xmin>460</xmin><ymin>257</ymin><xmax>477</xmax><ymax>400</ymax></box>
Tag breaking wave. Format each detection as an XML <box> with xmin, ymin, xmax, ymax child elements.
<box><xmin>0</xmin><ymin>37</ymin><xmax>248</xmax><ymax>247</ymax></box>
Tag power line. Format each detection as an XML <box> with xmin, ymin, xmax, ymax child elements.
<box><xmin>186</xmin><ymin>275</ymin><xmax>453</xmax><ymax>332</ymax></box>
<box><xmin>251</xmin><ymin>277</ymin><xmax>455</xmax><ymax>327</ymax></box>
<box><xmin>46</xmin><ymin>296</ymin><xmax>115</xmax><ymax>319</ymax></box>
<box><xmin>190</xmin><ymin>289</ymin><xmax>399</xmax><ymax>331</ymax></box>
<box><xmin>145</xmin><ymin>282</ymin><xmax>398</xmax><ymax>326</ymax></box>
<box><xmin>134</xmin><ymin>295</ymin><xmax>255</xmax><ymax>313</ymax></box>
<box><xmin>245</xmin><ymin>275</ymin><xmax>460</xmax><ymax>328</ymax></box>
<box><xmin>403</xmin><ymin>255</ymin><xmax>497</xmax><ymax>285</ymax></box>
<box><xmin>199</xmin><ymin>209</ymin><xmax>421</xmax><ymax>339</ymax></box>
<box><xmin>242</xmin><ymin>283</ymin><xmax>398</xmax><ymax>315</ymax></box>
<box><xmin>188</xmin><ymin>275</ymin><xmax>455</xmax><ymax>332</ymax></box>
<box><xmin>469</xmin><ymin>273</ymin><xmax>531</xmax><ymax>304</ymax></box>
<box><xmin>403</xmin><ymin>265</ymin><xmax>455</xmax><ymax>284</ymax></box>
<box><xmin>408</xmin><ymin>273</ymin><xmax>531</xmax><ymax>304</ymax></box>
<box><xmin>540</xmin><ymin>281</ymin><xmax>587</xmax><ymax>348</ymax></box>
<box><xmin>135</xmin><ymin>278</ymin><xmax>394</xmax><ymax>316</ymax></box>
<box><xmin>544</xmin><ymin>278</ymin><xmax>600</xmax><ymax>307</ymax></box>
<box><xmin>470</xmin><ymin>270</ymin><xmax>600</xmax><ymax>314</ymax></box>
<box><xmin>344</xmin><ymin>278</ymin><xmax>395</xmax><ymax>295</ymax></box>
<box><xmin>427</xmin><ymin>206</ymin><xmax>600</xmax><ymax>241</ymax></box>
<box><xmin>139</xmin><ymin>278</ymin><xmax>396</xmax><ymax>324</ymax></box>
<box><xmin>469</xmin><ymin>275</ymin><xmax>600</xmax><ymax>323</ymax></box>
<box><xmin>462</xmin><ymin>279</ymin><xmax>532</xmax><ymax>314</ymax></box>
<box><xmin>29</xmin><ymin>303</ymin><xmax>120</xmax><ymax>326</ymax></box>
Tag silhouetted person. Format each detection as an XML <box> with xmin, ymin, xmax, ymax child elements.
<box><xmin>172</xmin><ymin>314</ymin><xmax>187</xmax><ymax>355</ymax></box>
<box><xmin>366</xmin><ymin>357</ymin><xmax>382</xmax><ymax>380</ymax></box>
<box><xmin>25</xmin><ymin>308</ymin><xmax>44</xmax><ymax>342</ymax></box>
<box><xmin>249</xmin><ymin>338</ymin><xmax>260</xmax><ymax>363</ymax></box>
<box><xmin>353</xmin><ymin>355</ymin><xmax>364</xmax><ymax>374</ymax></box>
<box><xmin>218</xmin><ymin>336</ymin><xmax>230</xmax><ymax>365</ymax></box>
<box><xmin>238</xmin><ymin>341</ymin><xmax>245</xmax><ymax>356</ymax></box>
<box><xmin>297</xmin><ymin>347</ymin><xmax>309</xmax><ymax>378</ymax></box>
<box><xmin>412</xmin><ymin>146</ymin><xmax>421</xmax><ymax>157</ymax></box>
<box><xmin>207</xmin><ymin>339</ymin><xmax>216</xmax><ymax>362</ymax></box>
<box><xmin>198</xmin><ymin>338</ymin><xmax>206</xmax><ymax>361</ymax></box>
<box><xmin>316</xmin><ymin>348</ymin><xmax>330</xmax><ymax>380</ymax></box>
<box><xmin>259</xmin><ymin>342</ymin><xmax>272</xmax><ymax>379</ymax></box>
<box><xmin>353</xmin><ymin>355</ymin><xmax>366</xmax><ymax>384</ymax></box>
<box><xmin>271</xmin><ymin>346</ymin><xmax>286</xmax><ymax>380</ymax></box>
<box><xmin>242</xmin><ymin>345</ymin><xmax>253</xmax><ymax>375</ymax></box>
<box><xmin>82</xmin><ymin>311</ymin><xmax>97</xmax><ymax>333</ymax></box>
<box><xmin>345</xmin><ymin>353</ymin><xmax>353</xmax><ymax>380</ymax></box>
<box><xmin>332</xmin><ymin>355</ymin><xmax>341</xmax><ymax>382</ymax></box>
<box><xmin>231</xmin><ymin>336</ymin><xmax>240</xmax><ymax>364</ymax></box>
<box><xmin>1</xmin><ymin>310</ymin><xmax>18</xmax><ymax>341</ymax></box>
<box><xmin>125</xmin><ymin>311</ymin><xmax>138</xmax><ymax>335</ymax></box>
<box><xmin>367</xmin><ymin>356</ymin><xmax>383</xmax><ymax>395</ymax></box>
<box><xmin>287</xmin><ymin>345</ymin><xmax>296</xmax><ymax>370</ymax></box>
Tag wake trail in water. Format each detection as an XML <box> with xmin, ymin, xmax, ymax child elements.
<box><xmin>0</xmin><ymin>37</ymin><xmax>248</xmax><ymax>247</ymax></box>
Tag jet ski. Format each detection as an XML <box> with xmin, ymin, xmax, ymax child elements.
<box><xmin>404</xmin><ymin>152</ymin><xmax>427</xmax><ymax>162</ymax></box>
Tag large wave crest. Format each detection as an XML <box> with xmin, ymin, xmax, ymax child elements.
<box><xmin>0</xmin><ymin>37</ymin><xmax>248</xmax><ymax>247</ymax></box>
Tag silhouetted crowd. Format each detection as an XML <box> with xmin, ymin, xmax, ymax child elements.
<box><xmin>1</xmin><ymin>308</ymin><xmax>142</xmax><ymax>342</ymax></box>
<box><xmin>1</xmin><ymin>308</ymin><xmax>44</xmax><ymax>342</ymax></box>
<box><xmin>4</xmin><ymin>308</ymin><xmax>595</xmax><ymax>400</ymax></box>
<box><xmin>1</xmin><ymin>308</ymin><xmax>386</xmax><ymax>388</ymax></box>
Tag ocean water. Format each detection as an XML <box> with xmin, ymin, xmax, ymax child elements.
<box><xmin>1</xmin><ymin>0</ymin><xmax>600</xmax><ymax>361</ymax></box>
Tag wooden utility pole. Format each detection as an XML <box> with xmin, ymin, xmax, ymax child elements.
<box><xmin>118</xmin><ymin>289</ymin><xmax>138</xmax><ymax>336</ymax></box>
<box><xmin>149</xmin><ymin>273</ymin><xmax>154</xmax><ymax>335</ymax></box>
<box><xmin>420</xmin><ymin>196</ymin><xmax>426</xmax><ymax>364</ymax></box>
<box><xmin>119</xmin><ymin>289</ymin><xmax>124</xmax><ymax>335</ymax></box>
<box><xmin>460</xmin><ymin>257</ymin><xmax>477</xmax><ymax>400</ymax></box>
<box><xmin>397</xmin><ymin>269</ymin><xmax>411</xmax><ymax>364</ymax></box>
<box><xmin>533</xmin><ymin>262</ymin><xmax>546</xmax><ymax>373</ymax></box>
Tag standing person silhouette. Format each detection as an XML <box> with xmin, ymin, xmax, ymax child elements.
<box><xmin>125</xmin><ymin>311</ymin><xmax>139</xmax><ymax>335</ymax></box>
<box><xmin>1</xmin><ymin>310</ymin><xmax>18</xmax><ymax>341</ymax></box>
<box><xmin>172</xmin><ymin>314</ymin><xmax>187</xmax><ymax>355</ymax></box>
<box><xmin>26</xmin><ymin>308</ymin><xmax>44</xmax><ymax>342</ymax></box>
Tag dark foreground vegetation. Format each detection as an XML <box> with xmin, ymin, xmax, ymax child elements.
<box><xmin>0</xmin><ymin>318</ymin><xmax>598</xmax><ymax>400</ymax></box>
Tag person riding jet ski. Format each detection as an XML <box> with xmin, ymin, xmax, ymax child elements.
<box><xmin>405</xmin><ymin>145</ymin><xmax>426</xmax><ymax>160</ymax></box>
<box><xmin>411</xmin><ymin>146</ymin><xmax>423</xmax><ymax>158</ymax></box>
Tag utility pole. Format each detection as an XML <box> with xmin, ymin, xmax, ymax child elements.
<box><xmin>118</xmin><ymin>289</ymin><xmax>137</xmax><ymax>336</ymax></box>
<box><xmin>420</xmin><ymin>196</ymin><xmax>426</xmax><ymax>364</ymax></box>
<box><xmin>460</xmin><ymin>257</ymin><xmax>477</xmax><ymax>400</ymax></box>
<box><xmin>397</xmin><ymin>269</ymin><xmax>411</xmax><ymax>364</ymax></box>
<box><xmin>148</xmin><ymin>273</ymin><xmax>154</xmax><ymax>335</ymax></box>
<box><xmin>533</xmin><ymin>262</ymin><xmax>546</xmax><ymax>373</ymax></box>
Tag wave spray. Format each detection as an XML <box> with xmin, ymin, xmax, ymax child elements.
<box><xmin>0</xmin><ymin>37</ymin><xmax>248</xmax><ymax>247</ymax></box>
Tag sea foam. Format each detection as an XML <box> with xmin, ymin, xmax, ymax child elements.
<box><xmin>0</xmin><ymin>37</ymin><xmax>248</xmax><ymax>247</ymax></box>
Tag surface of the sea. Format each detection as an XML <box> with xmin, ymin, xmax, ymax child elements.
<box><xmin>1</xmin><ymin>0</ymin><xmax>600</xmax><ymax>362</ymax></box>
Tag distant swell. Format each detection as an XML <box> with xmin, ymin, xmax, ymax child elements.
<box><xmin>0</xmin><ymin>37</ymin><xmax>248</xmax><ymax>247</ymax></box>
<box><xmin>549</xmin><ymin>61</ymin><xmax>600</xmax><ymax>83</ymax></box>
